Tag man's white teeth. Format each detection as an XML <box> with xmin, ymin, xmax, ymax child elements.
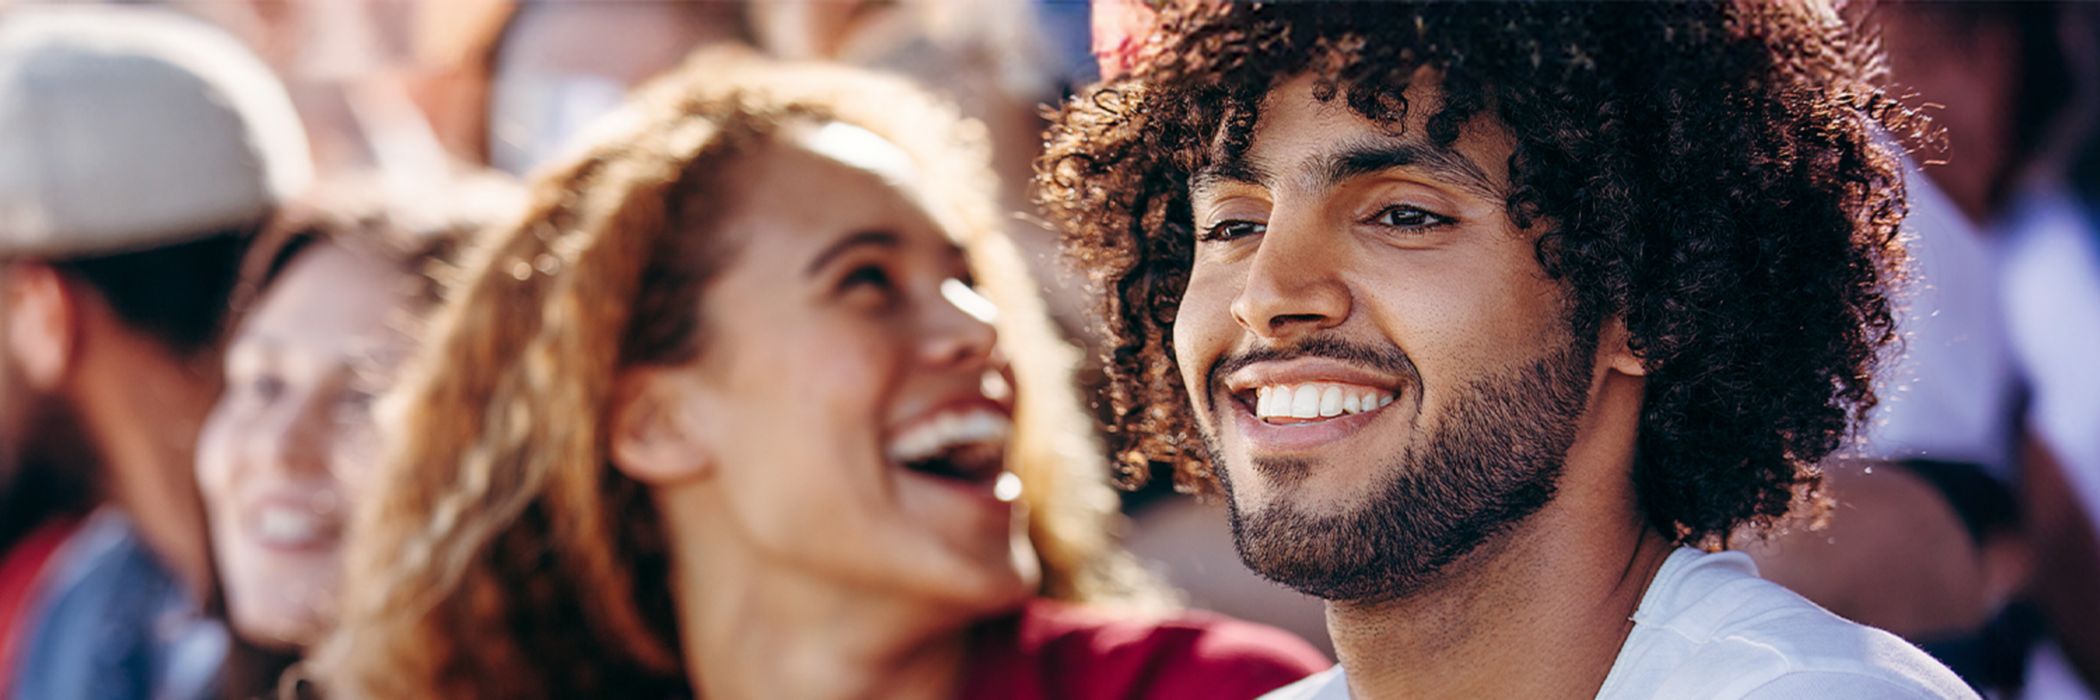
<box><xmin>886</xmin><ymin>409</ymin><xmax>1011</xmax><ymax>463</ymax></box>
<box><xmin>1253</xmin><ymin>383</ymin><xmax>1394</xmax><ymax>420</ymax></box>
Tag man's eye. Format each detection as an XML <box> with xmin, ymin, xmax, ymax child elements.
<box><xmin>1199</xmin><ymin>219</ymin><xmax>1267</xmax><ymax>242</ymax></box>
<box><xmin>1368</xmin><ymin>205</ymin><xmax>1454</xmax><ymax>230</ymax></box>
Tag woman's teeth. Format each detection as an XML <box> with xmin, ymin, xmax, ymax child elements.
<box><xmin>885</xmin><ymin>409</ymin><xmax>1012</xmax><ymax>464</ymax></box>
<box><xmin>254</xmin><ymin>505</ymin><xmax>333</xmax><ymax>546</ymax></box>
<box><xmin>1253</xmin><ymin>383</ymin><xmax>1395</xmax><ymax>421</ymax></box>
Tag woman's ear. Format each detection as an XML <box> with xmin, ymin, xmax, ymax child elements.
<box><xmin>1601</xmin><ymin>315</ymin><xmax>1648</xmax><ymax>378</ymax></box>
<box><xmin>609</xmin><ymin>366</ymin><xmax>716</xmax><ymax>486</ymax></box>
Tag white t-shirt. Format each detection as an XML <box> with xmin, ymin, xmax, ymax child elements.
<box><xmin>1261</xmin><ymin>548</ymin><xmax>1975</xmax><ymax>700</ymax></box>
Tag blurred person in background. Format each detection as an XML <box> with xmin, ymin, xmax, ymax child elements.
<box><xmin>173</xmin><ymin>0</ymin><xmax>1104</xmax><ymax>347</ymax></box>
<box><xmin>193</xmin><ymin>175</ymin><xmax>515</xmax><ymax>698</ymax></box>
<box><xmin>1042</xmin><ymin>2</ymin><xmax>1967</xmax><ymax>697</ymax></box>
<box><xmin>0</xmin><ymin>6</ymin><xmax>310</xmax><ymax>699</ymax></box>
<box><xmin>312</xmin><ymin>50</ymin><xmax>1326</xmax><ymax>699</ymax></box>
<box><xmin>1745</xmin><ymin>3</ymin><xmax>2100</xmax><ymax>697</ymax></box>
<box><xmin>165</xmin><ymin>0</ymin><xmax>481</xmax><ymax>181</ymax></box>
<box><xmin>479</xmin><ymin>0</ymin><xmax>751</xmax><ymax>176</ymax></box>
<box><xmin>499</xmin><ymin>0</ymin><xmax>1107</xmax><ymax>340</ymax></box>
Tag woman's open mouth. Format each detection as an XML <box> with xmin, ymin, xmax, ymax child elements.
<box><xmin>885</xmin><ymin>407</ymin><xmax>1014</xmax><ymax>494</ymax></box>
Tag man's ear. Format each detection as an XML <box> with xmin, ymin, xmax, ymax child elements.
<box><xmin>608</xmin><ymin>366</ymin><xmax>716</xmax><ymax>486</ymax></box>
<box><xmin>3</xmin><ymin>263</ymin><xmax>79</xmax><ymax>391</ymax></box>
<box><xmin>1600</xmin><ymin>315</ymin><xmax>1648</xmax><ymax>378</ymax></box>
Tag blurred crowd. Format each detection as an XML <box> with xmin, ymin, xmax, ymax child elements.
<box><xmin>0</xmin><ymin>1</ymin><xmax>2093</xmax><ymax>699</ymax></box>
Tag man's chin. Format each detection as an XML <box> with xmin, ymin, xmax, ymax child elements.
<box><xmin>1225</xmin><ymin>499</ymin><xmax>1412</xmax><ymax>602</ymax></box>
<box><xmin>1222</xmin><ymin>479</ymin><xmax>1537</xmax><ymax>604</ymax></box>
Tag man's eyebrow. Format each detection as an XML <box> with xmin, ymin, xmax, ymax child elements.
<box><xmin>1192</xmin><ymin>154</ymin><xmax>1273</xmax><ymax>194</ymax></box>
<box><xmin>1190</xmin><ymin>141</ymin><xmax>1504</xmax><ymax>202</ymax></box>
<box><xmin>803</xmin><ymin>230</ymin><xmax>901</xmax><ymax>277</ymax></box>
<box><xmin>1321</xmin><ymin>140</ymin><xmax>1503</xmax><ymax>200</ymax></box>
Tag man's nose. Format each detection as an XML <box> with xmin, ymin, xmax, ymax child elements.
<box><xmin>1230</xmin><ymin>218</ymin><xmax>1351</xmax><ymax>341</ymax></box>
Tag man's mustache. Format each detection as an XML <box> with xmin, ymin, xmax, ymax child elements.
<box><xmin>1206</xmin><ymin>335</ymin><xmax>1421</xmax><ymax>396</ymax></box>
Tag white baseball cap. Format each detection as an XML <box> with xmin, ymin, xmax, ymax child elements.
<box><xmin>0</xmin><ymin>5</ymin><xmax>312</xmax><ymax>257</ymax></box>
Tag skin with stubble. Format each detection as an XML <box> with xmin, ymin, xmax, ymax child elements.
<box><xmin>1174</xmin><ymin>75</ymin><xmax>1670</xmax><ymax>697</ymax></box>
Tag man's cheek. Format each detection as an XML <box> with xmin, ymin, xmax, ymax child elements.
<box><xmin>1172</xmin><ymin>313</ymin><xmax>1223</xmax><ymax>409</ymax></box>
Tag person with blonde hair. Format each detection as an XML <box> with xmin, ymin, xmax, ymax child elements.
<box><xmin>313</xmin><ymin>50</ymin><xmax>1325</xmax><ymax>699</ymax></box>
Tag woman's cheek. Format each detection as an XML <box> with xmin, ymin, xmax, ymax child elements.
<box><xmin>331</xmin><ymin>428</ymin><xmax>381</xmax><ymax>493</ymax></box>
<box><xmin>194</xmin><ymin>410</ymin><xmax>241</xmax><ymax>498</ymax></box>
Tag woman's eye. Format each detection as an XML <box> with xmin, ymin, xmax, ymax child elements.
<box><xmin>246</xmin><ymin>374</ymin><xmax>286</xmax><ymax>402</ymax></box>
<box><xmin>1199</xmin><ymin>219</ymin><xmax>1267</xmax><ymax>242</ymax></box>
<box><xmin>840</xmin><ymin>265</ymin><xmax>894</xmax><ymax>292</ymax></box>
<box><xmin>334</xmin><ymin>388</ymin><xmax>377</xmax><ymax>423</ymax></box>
<box><xmin>837</xmin><ymin>264</ymin><xmax>903</xmax><ymax>309</ymax></box>
<box><xmin>1368</xmin><ymin>205</ymin><xmax>1454</xmax><ymax>230</ymax></box>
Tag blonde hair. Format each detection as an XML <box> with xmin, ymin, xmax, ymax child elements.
<box><xmin>311</xmin><ymin>48</ymin><xmax>1161</xmax><ymax>699</ymax></box>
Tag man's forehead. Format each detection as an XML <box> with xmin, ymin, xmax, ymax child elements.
<box><xmin>1195</xmin><ymin>74</ymin><xmax>1512</xmax><ymax>200</ymax></box>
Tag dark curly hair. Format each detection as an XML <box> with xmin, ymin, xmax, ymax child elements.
<box><xmin>1037</xmin><ymin>1</ymin><xmax>1921</xmax><ymax>545</ymax></box>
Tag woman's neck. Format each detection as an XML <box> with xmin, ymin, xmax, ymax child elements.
<box><xmin>666</xmin><ymin>513</ymin><xmax>979</xmax><ymax>700</ymax></box>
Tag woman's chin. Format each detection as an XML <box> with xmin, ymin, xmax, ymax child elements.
<box><xmin>927</xmin><ymin>565</ymin><xmax>1036</xmax><ymax>620</ymax></box>
<box><xmin>230</xmin><ymin>603</ymin><xmax>324</xmax><ymax>652</ymax></box>
<box><xmin>905</xmin><ymin>540</ymin><xmax>1039</xmax><ymax>618</ymax></box>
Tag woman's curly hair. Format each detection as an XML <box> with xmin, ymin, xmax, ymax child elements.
<box><xmin>1038</xmin><ymin>1</ymin><xmax>1923</xmax><ymax>545</ymax></box>
<box><xmin>311</xmin><ymin>49</ymin><xmax>1163</xmax><ymax>699</ymax></box>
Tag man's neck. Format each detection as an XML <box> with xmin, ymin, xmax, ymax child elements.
<box><xmin>69</xmin><ymin>333</ymin><xmax>217</xmax><ymax>599</ymax></box>
<box><xmin>1325</xmin><ymin>504</ymin><xmax>1675</xmax><ymax>699</ymax></box>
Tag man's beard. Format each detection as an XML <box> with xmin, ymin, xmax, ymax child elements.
<box><xmin>1206</xmin><ymin>330</ymin><xmax>1597</xmax><ymax>604</ymax></box>
<box><xmin>0</xmin><ymin>360</ymin><xmax>96</xmax><ymax>548</ymax></box>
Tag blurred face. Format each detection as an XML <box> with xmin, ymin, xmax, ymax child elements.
<box><xmin>637</xmin><ymin>122</ymin><xmax>1036</xmax><ymax>613</ymax></box>
<box><xmin>197</xmin><ymin>243</ymin><xmax>414</xmax><ymax>648</ymax></box>
<box><xmin>1177</xmin><ymin>76</ymin><xmax>1601</xmax><ymax>603</ymax></box>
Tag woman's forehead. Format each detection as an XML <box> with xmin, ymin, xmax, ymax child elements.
<box><xmin>718</xmin><ymin>126</ymin><xmax>972</xmax><ymax>251</ymax></box>
<box><xmin>788</xmin><ymin>121</ymin><xmax>920</xmax><ymax>188</ymax></box>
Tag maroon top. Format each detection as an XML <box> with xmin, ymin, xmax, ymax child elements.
<box><xmin>957</xmin><ymin>599</ymin><xmax>1331</xmax><ymax>700</ymax></box>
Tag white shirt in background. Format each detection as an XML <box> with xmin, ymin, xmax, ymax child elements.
<box><xmin>1851</xmin><ymin>165</ymin><xmax>2022</xmax><ymax>478</ymax></box>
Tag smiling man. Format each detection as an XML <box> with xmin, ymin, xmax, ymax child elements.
<box><xmin>1041</xmin><ymin>3</ymin><xmax>1974</xmax><ymax>699</ymax></box>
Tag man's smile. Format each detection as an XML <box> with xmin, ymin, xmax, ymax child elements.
<box><xmin>1220</xmin><ymin>356</ymin><xmax>1413</xmax><ymax>454</ymax></box>
<box><xmin>1248</xmin><ymin>383</ymin><xmax>1394</xmax><ymax>422</ymax></box>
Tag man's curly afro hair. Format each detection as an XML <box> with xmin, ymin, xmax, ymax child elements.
<box><xmin>1037</xmin><ymin>1</ymin><xmax>1922</xmax><ymax>545</ymax></box>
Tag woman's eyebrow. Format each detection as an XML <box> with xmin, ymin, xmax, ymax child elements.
<box><xmin>803</xmin><ymin>230</ymin><xmax>901</xmax><ymax>277</ymax></box>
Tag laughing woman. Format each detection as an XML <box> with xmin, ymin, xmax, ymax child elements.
<box><xmin>311</xmin><ymin>51</ymin><xmax>1326</xmax><ymax>699</ymax></box>
<box><xmin>194</xmin><ymin>178</ymin><xmax>516</xmax><ymax>698</ymax></box>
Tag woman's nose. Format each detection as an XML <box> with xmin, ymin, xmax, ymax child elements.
<box><xmin>918</xmin><ymin>278</ymin><xmax>999</xmax><ymax>370</ymax></box>
<box><xmin>244</xmin><ymin>391</ymin><xmax>332</xmax><ymax>480</ymax></box>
